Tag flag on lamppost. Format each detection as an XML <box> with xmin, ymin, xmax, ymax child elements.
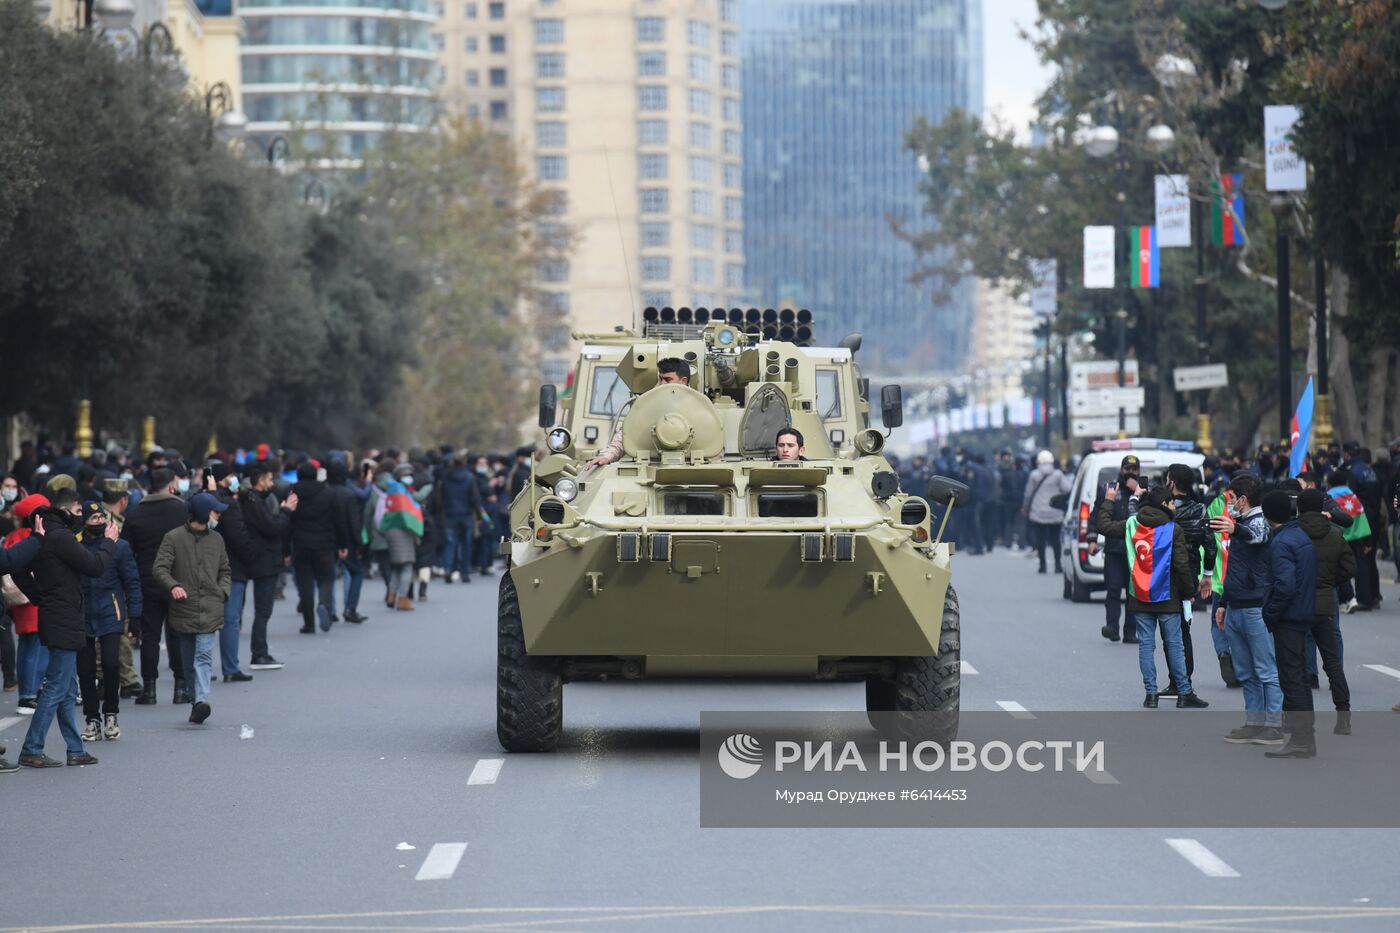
<box><xmin>1211</xmin><ymin>173</ymin><xmax>1245</xmax><ymax>245</ymax></box>
<box><xmin>1130</xmin><ymin>226</ymin><xmax>1160</xmax><ymax>288</ymax></box>
<box><xmin>1289</xmin><ymin>377</ymin><xmax>1314</xmax><ymax>477</ymax></box>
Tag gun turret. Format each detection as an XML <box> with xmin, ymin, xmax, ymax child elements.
<box><xmin>640</xmin><ymin>306</ymin><xmax>818</xmax><ymax>346</ymax></box>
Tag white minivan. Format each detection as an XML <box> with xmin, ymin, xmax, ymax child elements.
<box><xmin>1058</xmin><ymin>438</ymin><xmax>1203</xmax><ymax>602</ymax></box>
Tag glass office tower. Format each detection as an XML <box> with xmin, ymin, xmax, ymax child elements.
<box><xmin>742</xmin><ymin>0</ymin><xmax>982</xmax><ymax>371</ymax></box>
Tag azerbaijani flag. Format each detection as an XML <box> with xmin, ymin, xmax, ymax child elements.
<box><xmin>1211</xmin><ymin>173</ymin><xmax>1245</xmax><ymax>246</ymax></box>
<box><xmin>1206</xmin><ymin>492</ymin><xmax>1230</xmax><ymax>596</ymax></box>
<box><xmin>1289</xmin><ymin>377</ymin><xmax>1314</xmax><ymax>477</ymax></box>
<box><xmin>1130</xmin><ymin>226</ymin><xmax>1160</xmax><ymax>288</ymax></box>
<box><xmin>1327</xmin><ymin>485</ymin><xmax>1372</xmax><ymax>542</ymax></box>
<box><xmin>1125</xmin><ymin>517</ymin><xmax>1175</xmax><ymax>603</ymax></box>
<box><xmin>379</xmin><ymin>477</ymin><xmax>424</xmax><ymax>536</ymax></box>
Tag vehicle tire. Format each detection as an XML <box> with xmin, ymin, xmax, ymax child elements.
<box><xmin>1070</xmin><ymin>575</ymin><xmax>1091</xmax><ymax>603</ymax></box>
<box><xmin>870</xmin><ymin>585</ymin><xmax>960</xmax><ymax>745</ymax></box>
<box><xmin>1061</xmin><ymin>574</ymin><xmax>1072</xmax><ymax>600</ymax></box>
<box><xmin>497</xmin><ymin>573</ymin><xmax>562</xmax><ymax>752</ymax></box>
<box><xmin>864</xmin><ymin>677</ymin><xmax>895</xmax><ymax>731</ymax></box>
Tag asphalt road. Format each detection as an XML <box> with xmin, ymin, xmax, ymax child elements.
<box><xmin>3</xmin><ymin>549</ymin><xmax>1400</xmax><ymax>932</ymax></box>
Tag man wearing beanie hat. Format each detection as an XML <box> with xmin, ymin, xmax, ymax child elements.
<box><xmin>152</xmin><ymin>492</ymin><xmax>230</xmax><ymax>724</ymax></box>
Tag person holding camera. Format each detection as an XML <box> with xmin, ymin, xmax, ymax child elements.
<box><xmin>1093</xmin><ymin>455</ymin><xmax>1142</xmax><ymax>642</ymax></box>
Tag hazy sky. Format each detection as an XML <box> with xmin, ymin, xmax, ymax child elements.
<box><xmin>981</xmin><ymin>0</ymin><xmax>1055</xmax><ymax>139</ymax></box>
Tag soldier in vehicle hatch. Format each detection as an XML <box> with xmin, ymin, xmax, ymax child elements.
<box><xmin>774</xmin><ymin>427</ymin><xmax>806</xmax><ymax>462</ymax></box>
<box><xmin>584</xmin><ymin>358</ymin><xmax>691</xmax><ymax>469</ymax></box>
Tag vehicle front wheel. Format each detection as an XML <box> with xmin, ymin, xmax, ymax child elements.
<box><xmin>866</xmin><ymin>584</ymin><xmax>960</xmax><ymax>745</ymax></box>
<box><xmin>497</xmin><ymin>573</ymin><xmax>562</xmax><ymax>752</ymax></box>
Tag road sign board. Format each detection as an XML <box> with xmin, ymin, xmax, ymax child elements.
<box><xmin>1173</xmin><ymin>363</ymin><xmax>1229</xmax><ymax>392</ymax></box>
<box><xmin>1073</xmin><ymin>414</ymin><xmax>1142</xmax><ymax>437</ymax></box>
<box><xmin>1070</xmin><ymin>359</ymin><xmax>1139</xmax><ymax>390</ymax></box>
<box><xmin>1071</xmin><ymin>386</ymin><xmax>1146</xmax><ymax>416</ymax></box>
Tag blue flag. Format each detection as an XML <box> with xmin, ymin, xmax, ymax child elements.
<box><xmin>1289</xmin><ymin>377</ymin><xmax>1314</xmax><ymax>477</ymax></box>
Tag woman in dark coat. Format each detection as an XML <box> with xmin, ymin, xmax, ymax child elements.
<box><xmin>78</xmin><ymin>501</ymin><xmax>142</xmax><ymax>741</ymax></box>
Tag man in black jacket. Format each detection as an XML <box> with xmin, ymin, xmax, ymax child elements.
<box><xmin>241</xmin><ymin>465</ymin><xmax>294</xmax><ymax>669</ymax></box>
<box><xmin>328</xmin><ymin>461</ymin><xmax>367</xmax><ymax>623</ymax></box>
<box><xmin>1094</xmin><ymin>455</ymin><xmax>1143</xmax><ymax>642</ymax></box>
<box><xmin>211</xmin><ymin>463</ymin><xmax>258</xmax><ymax>682</ymax></box>
<box><xmin>289</xmin><ymin>462</ymin><xmax>348</xmax><ymax>634</ymax></box>
<box><xmin>14</xmin><ymin>488</ymin><xmax>119</xmax><ymax>768</ymax></box>
<box><xmin>1162</xmin><ymin>464</ymin><xmax>1218</xmax><ymax>693</ymax></box>
<box><xmin>122</xmin><ymin>467</ymin><xmax>192</xmax><ymax>704</ymax></box>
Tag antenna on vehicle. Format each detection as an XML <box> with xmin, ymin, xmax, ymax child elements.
<box><xmin>602</xmin><ymin>145</ymin><xmax>639</xmax><ymax>332</ymax></box>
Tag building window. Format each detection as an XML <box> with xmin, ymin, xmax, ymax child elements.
<box><xmin>539</xmin><ymin>291</ymin><xmax>570</xmax><ymax>315</ymax></box>
<box><xmin>488</xmin><ymin>1</ymin><xmax>503</xmax><ymax>19</ymax></box>
<box><xmin>638</xmin><ymin>85</ymin><xmax>667</xmax><ymax>111</ymax></box>
<box><xmin>541</xmin><ymin>323</ymin><xmax>571</xmax><ymax>353</ymax></box>
<box><xmin>722</xmin><ymin>97</ymin><xmax>740</xmax><ymax>123</ymax></box>
<box><xmin>692</xmin><ymin>292</ymin><xmax>716</xmax><ymax>306</ymax></box>
<box><xmin>537</xmin><ymin>224</ymin><xmax>569</xmax><ymax>250</ymax></box>
<box><xmin>638</xmin><ymin>119</ymin><xmax>667</xmax><ymax>145</ymax></box>
<box><xmin>640</xmin><ymin>256</ymin><xmax>671</xmax><ymax>281</ymax></box>
<box><xmin>490</xmin><ymin>100</ymin><xmax>508</xmax><ymax>119</ymax></box>
<box><xmin>541</xmin><ymin>189</ymin><xmax>568</xmax><ymax>214</ymax></box>
<box><xmin>537</xmin><ymin>155</ymin><xmax>566</xmax><ymax>180</ymax></box>
<box><xmin>433</xmin><ymin>34</ymin><xmax>444</xmax><ymax>51</ymax></box>
<box><xmin>465</xmin><ymin>36</ymin><xmax>478</xmax><ymax>52</ymax></box>
<box><xmin>640</xmin><ymin>188</ymin><xmax>669</xmax><ymax>213</ymax></box>
<box><xmin>690</xmin><ymin>222</ymin><xmax>715</xmax><ymax>250</ymax></box>
<box><xmin>490</xmin><ymin>67</ymin><xmax>507</xmax><ymax>87</ymax></box>
<box><xmin>466</xmin><ymin>69</ymin><xmax>479</xmax><ymax>86</ymax></box>
<box><xmin>536</xmin><ymin>87</ymin><xmax>565</xmax><ymax>112</ymax></box>
<box><xmin>467</xmin><ymin>103</ymin><xmax>480</xmax><ymax>118</ymax></box>
<box><xmin>537</xmin><ymin>121</ymin><xmax>566</xmax><ymax>147</ymax></box>
<box><xmin>722</xmin><ymin>129</ymin><xmax>740</xmax><ymax>155</ymax></box>
<box><xmin>538</xmin><ymin>258</ymin><xmax>570</xmax><ymax>283</ymax></box>
<box><xmin>536</xmin><ymin>53</ymin><xmax>564</xmax><ymax>79</ymax></box>
<box><xmin>725</xmin><ymin>262</ymin><xmax>743</xmax><ymax>288</ymax></box>
<box><xmin>639</xmin><ymin>153</ymin><xmax>668</xmax><ymax>180</ymax></box>
<box><xmin>720</xmin><ymin>0</ymin><xmax>737</xmax><ymax>23</ymax></box>
<box><xmin>640</xmin><ymin>222</ymin><xmax>670</xmax><ymax>247</ymax></box>
<box><xmin>690</xmin><ymin>189</ymin><xmax>714</xmax><ymax>216</ymax></box>
<box><xmin>721</xmin><ymin>30</ymin><xmax>737</xmax><ymax>55</ymax></box>
<box><xmin>636</xmin><ymin>16</ymin><xmax>664</xmax><ymax>42</ymax></box>
<box><xmin>721</xmin><ymin>63</ymin><xmax>739</xmax><ymax>90</ymax></box>
<box><xmin>688</xmin><ymin>53</ymin><xmax>711</xmax><ymax>81</ymax></box>
<box><xmin>534</xmin><ymin>17</ymin><xmax>563</xmax><ymax>43</ymax></box>
<box><xmin>641</xmin><ymin>290</ymin><xmax>672</xmax><ymax>307</ymax></box>
<box><xmin>686</xmin><ymin>19</ymin><xmax>711</xmax><ymax>48</ymax></box>
<box><xmin>465</xmin><ymin>2</ymin><xmax>476</xmax><ymax>17</ymax></box>
<box><xmin>724</xmin><ymin>229</ymin><xmax>742</xmax><ymax>253</ymax></box>
<box><xmin>723</xmin><ymin>195</ymin><xmax>742</xmax><ymax>221</ymax></box>
<box><xmin>691</xmin><ymin>257</ymin><xmax>715</xmax><ymax>284</ymax></box>
<box><xmin>723</xmin><ymin>162</ymin><xmax>741</xmax><ymax>189</ymax></box>
<box><xmin>688</xmin><ymin>156</ymin><xmax>714</xmax><ymax>183</ymax></box>
<box><xmin>687</xmin><ymin>88</ymin><xmax>712</xmax><ymax>115</ymax></box>
<box><xmin>637</xmin><ymin>51</ymin><xmax>666</xmax><ymax>77</ymax></box>
<box><xmin>489</xmin><ymin>33</ymin><xmax>505</xmax><ymax>53</ymax></box>
<box><xmin>688</xmin><ymin>121</ymin><xmax>712</xmax><ymax>149</ymax></box>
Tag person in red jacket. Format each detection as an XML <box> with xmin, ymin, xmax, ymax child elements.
<box><xmin>4</xmin><ymin>494</ymin><xmax>49</xmax><ymax>714</ymax></box>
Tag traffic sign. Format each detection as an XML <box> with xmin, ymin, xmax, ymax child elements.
<box><xmin>1070</xmin><ymin>359</ymin><xmax>1139</xmax><ymax>390</ymax></box>
<box><xmin>1173</xmin><ymin>363</ymin><xmax>1229</xmax><ymax>392</ymax></box>
<box><xmin>1071</xmin><ymin>386</ymin><xmax>1146</xmax><ymax>416</ymax></box>
<box><xmin>1073</xmin><ymin>414</ymin><xmax>1141</xmax><ymax>437</ymax></box>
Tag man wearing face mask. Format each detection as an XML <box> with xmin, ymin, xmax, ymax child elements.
<box><xmin>1093</xmin><ymin>455</ymin><xmax>1144</xmax><ymax>643</ymax></box>
<box><xmin>210</xmin><ymin>463</ymin><xmax>257</xmax><ymax>683</ymax></box>
<box><xmin>76</xmin><ymin>501</ymin><xmax>141</xmax><ymax>743</ymax></box>
<box><xmin>100</xmin><ymin>481</ymin><xmax>143</xmax><ymax>700</ymax></box>
<box><xmin>122</xmin><ymin>467</ymin><xmax>193</xmax><ymax>705</ymax></box>
<box><xmin>288</xmin><ymin>461</ymin><xmax>349</xmax><ymax>633</ymax></box>
<box><xmin>240</xmin><ymin>465</ymin><xmax>294</xmax><ymax>670</ymax></box>
<box><xmin>153</xmin><ymin>493</ymin><xmax>230</xmax><ymax>725</ymax></box>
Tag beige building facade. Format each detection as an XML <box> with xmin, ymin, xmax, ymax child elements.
<box><xmin>969</xmin><ymin>280</ymin><xmax>1039</xmax><ymax>405</ymax></box>
<box><xmin>435</xmin><ymin>0</ymin><xmax>746</xmax><ymax>380</ymax></box>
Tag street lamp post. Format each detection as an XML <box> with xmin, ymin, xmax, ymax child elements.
<box><xmin>1272</xmin><ymin>197</ymin><xmax>1292</xmax><ymax>445</ymax></box>
<box><xmin>204</xmin><ymin>82</ymin><xmax>248</xmax><ymax>146</ymax></box>
<box><xmin>1194</xmin><ymin>199</ymin><xmax>1211</xmax><ymax>451</ymax></box>
<box><xmin>1313</xmin><ymin>256</ymin><xmax>1333</xmax><ymax>448</ymax></box>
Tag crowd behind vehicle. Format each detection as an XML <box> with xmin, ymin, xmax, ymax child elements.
<box><xmin>0</xmin><ymin>438</ymin><xmax>535</xmax><ymax>771</ymax></box>
<box><xmin>893</xmin><ymin>436</ymin><xmax>1400</xmax><ymax>758</ymax></box>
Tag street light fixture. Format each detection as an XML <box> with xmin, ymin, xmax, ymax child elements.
<box><xmin>204</xmin><ymin>82</ymin><xmax>248</xmax><ymax>145</ymax></box>
<box><xmin>94</xmin><ymin>0</ymin><xmax>134</xmax><ymax>31</ymax></box>
<box><xmin>1255</xmin><ymin>0</ymin><xmax>1288</xmax><ymax>10</ymax></box>
<box><xmin>1152</xmin><ymin>54</ymin><xmax>1198</xmax><ymax>90</ymax></box>
<box><xmin>1083</xmin><ymin>125</ymin><xmax>1119</xmax><ymax>159</ymax></box>
<box><xmin>1145</xmin><ymin>124</ymin><xmax>1176</xmax><ymax>156</ymax></box>
<box><xmin>32</xmin><ymin>0</ymin><xmax>52</xmax><ymax>20</ymax></box>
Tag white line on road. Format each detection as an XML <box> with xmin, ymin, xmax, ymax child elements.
<box><xmin>414</xmin><ymin>843</ymin><xmax>468</xmax><ymax>881</ymax></box>
<box><xmin>1363</xmin><ymin>664</ymin><xmax>1400</xmax><ymax>682</ymax></box>
<box><xmin>995</xmin><ymin>700</ymin><xmax>1035</xmax><ymax>720</ymax></box>
<box><xmin>1077</xmin><ymin>757</ymin><xmax>1120</xmax><ymax>785</ymax></box>
<box><xmin>0</xmin><ymin>716</ymin><xmax>23</xmax><ymax>734</ymax></box>
<box><xmin>468</xmin><ymin>758</ymin><xmax>503</xmax><ymax>785</ymax></box>
<box><xmin>1165</xmin><ymin>838</ymin><xmax>1240</xmax><ymax>878</ymax></box>
<box><xmin>960</xmin><ymin>661</ymin><xmax>978</xmax><ymax>675</ymax></box>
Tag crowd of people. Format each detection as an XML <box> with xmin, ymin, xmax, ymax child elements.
<box><xmin>0</xmin><ymin>439</ymin><xmax>536</xmax><ymax>771</ymax></box>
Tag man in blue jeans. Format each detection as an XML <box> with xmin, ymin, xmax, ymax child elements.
<box><xmin>1211</xmin><ymin>472</ymin><xmax>1283</xmax><ymax>744</ymax></box>
<box><xmin>211</xmin><ymin>463</ymin><xmax>256</xmax><ymax>682</ymax></box>
<box><xmin>439</xmin><ymin>453</ymin><xmax>481</xmax><ymax>585</ymax></box>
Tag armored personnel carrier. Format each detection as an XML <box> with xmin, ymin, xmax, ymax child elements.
<box><xmin>497</xmin><ymin>307</ymin><xmax>968</xmax><ymax>751</ymax></box>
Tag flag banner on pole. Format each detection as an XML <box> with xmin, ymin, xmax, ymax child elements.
<box><xmin>1327</xmin><ymin>486</ymin><xmax>1373</xmax><ymax>542</ymax></box>
<box><xmin>1211</xmin><ymin>173</ymin><xmax>1245</xmax><ymax>245</ymax></box>
<box><xmin>1289</xmin><ymin>377</ymin><xmax>1314</xmax><ymax>477</ymax></box>
<box><xmin>1265</xmin><ymin>105</ymin><xmax>1307</xmax><ymax>192</ymax></box>
<box><xmin>1130</xmin><ymin>226</ymin><xmax>1160</xmax><ymax>288</ymax></box>
<box><xmin>1029</xmin><ymin>259</ymin><xmax>1057</xmax><ymax>315</ymax></box>
<box><xmin>1083</xmin><ymin>225</ymin><xmax>1115</xmax><ymax>288</ymax></box>
<box><xmin>1154</xmin><ymin>174</ymin><xmax>1191</xmax><ymax>247</ymax></box>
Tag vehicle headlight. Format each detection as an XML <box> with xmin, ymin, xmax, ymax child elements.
<box><xmin>553</xmin><ymin>477</ymin><xmax>578</xmax><ymax>502</ymax></box>
<box><xmin>546</xmin><ymin>426</ymin><xmax>573</xmax><ymax>453</ymax></box>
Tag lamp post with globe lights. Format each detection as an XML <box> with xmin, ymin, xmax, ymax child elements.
<box><xmin>204</xmin><ymin>82</ymin><xmax>248</xmax><ymax>146</ymax></box>
<box><xmin>1081</xmin><ymin>108</ymin><xmax>1131</xmax><ymax>435</ymax></box>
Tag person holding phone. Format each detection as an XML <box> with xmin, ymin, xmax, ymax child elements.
<box><xmin>1093</xmin><ymin>455</ymin><xmax>1142</xmax><ymax>643</ymax></box>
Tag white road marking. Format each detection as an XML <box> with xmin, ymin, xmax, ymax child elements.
<box><xmin>995</xmin><ymin>700</ymin><xmax>1035</xmax><ymax>720</ymax></box>
<box><xmin>0</xmin><ymin>716</ymin><xmax>23</xmax><ymax>734</ymax></box>
<box><xmin>415</xmin><ymin>843</ymin><xmax>468</xmax><ymax>881</ymax></box>
<box><xmin>1363</xmin><ymin>664</ymin><xmax>1400</xmax><ymax>682</ymax></box>
<box><xmin>960</xmin><ymin>661</ymin><xmax>978</xmax><ymax>675</ymax></box>
<box><xmin>1165</xmin><ymin>838</ymin><xmax>1240</xmax><ymax>878</ymax></box>
<box><xmin>468</xmin><ymin>758</ymin><xmax>504</xmax><ymax>785</ymax></box>
<box><xmin>1077</xmin><ymin>756</ymin><xmax>1120</xmax><ymax>785</ymax></box>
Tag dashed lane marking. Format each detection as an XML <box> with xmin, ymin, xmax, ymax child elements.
<box><xmin>468</xmin><ymin>758</ymin><xmax>503</xmax><ymax>785</ymax></box>
<box><xmin>995</xmin><ymin>700</ymin><xmax>1035</xmax><ymax>720</ymax></box>
<box><xmin>1165</xmin><ymin>838</ymin><xmax>1241</xmax><ymax>878</ymax></box>
<box><xmin>414</xmin><ymin>843</ymin><xmax>468</xmax><ymax>881</ymax></box>
<box><xmin>1364</xmin><ymin>664</ymin><xmax>1400</xmax><ymax>682</ymax></box>
<box><xmin>0</xmin><ymin>716</ymin><xmax>23</xmax><ymax>734</ymax></box>
<box><xmin>960</xmin><ymin>661</ymin><xmax>977</xmax><ymax>675</ymax></box>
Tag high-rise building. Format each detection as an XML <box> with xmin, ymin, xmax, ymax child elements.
<box><xmin>435</xmin><ymin>0</ymin><xmax>746</xmax><ymax>372</ymax></box>
<box><xmin>240</xmin><ymin>0</ymin><xmax>439</xmax><ymax>165</ymax></box>
<box><xmin>742</xmin><ymin>0</ymin><xmax>983</xmax><ymax>372</ymax></box>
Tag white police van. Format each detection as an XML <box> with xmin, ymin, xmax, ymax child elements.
<box><xmin>1059</xmin><ymin>438</ymin><xmax>1204</xmax><ymax>602</ymax></box>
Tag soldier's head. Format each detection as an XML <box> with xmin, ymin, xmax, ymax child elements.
<box><xmin>657</xmin><ymin>357</ymin><xmax>690</xmax><ymax>386</ymax></box>
<box><xmin>775</xmin><ymin>427</ymin><xmax>805</xmax><ymax>461</ymax></box>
